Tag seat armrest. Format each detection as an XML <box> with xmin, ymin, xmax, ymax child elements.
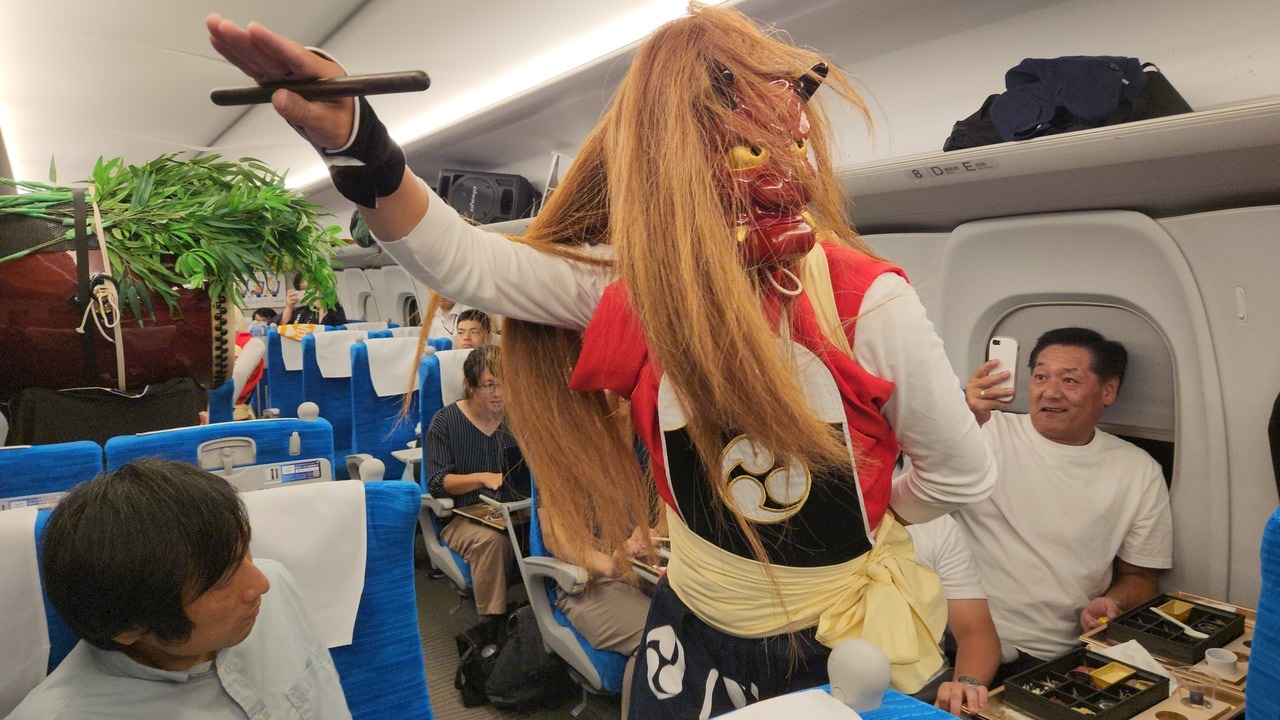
<box><xmin>423</xmin><ymin>493</ymin><xmax>454</xmax><ymax>517</ymax></box>
<box><xmin>479</xmin><ymin>495</ymin><xmax>532</xmax><ymax>513</ymax></box>
<box><xmin>345</xmin><ymin>453</ymin><xmax>385</xmax><ymax>481</ymax></box>
<box><xmin>524</xmin><ymin>556</ymin><xmax>589</xmax><ymax>595</ymax></box>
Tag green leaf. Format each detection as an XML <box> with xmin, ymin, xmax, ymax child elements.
<box><xmin>122</xmin><ymin>282</ymin><xmax>143</xmax><ymax>327</ymax></box>
<box><xmin>2</xmin><ymin>152</ymin><xmax>343</xmax><ymax>322</ymax></box>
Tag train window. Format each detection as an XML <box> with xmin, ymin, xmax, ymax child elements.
<box><xmin>403</xmin><ymin>296</ymin><xmax>420</xmax><ymax>328</ymax></box>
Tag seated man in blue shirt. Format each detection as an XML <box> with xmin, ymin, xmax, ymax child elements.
<box><xmin>8</xmin><ymin>459</ymin><xmax>350</xmax><ymax>720</ymax></box>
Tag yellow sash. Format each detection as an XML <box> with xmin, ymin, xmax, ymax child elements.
<box><xmin>665</xmin><ymin>508</ymin><xmax>946</xmax><ymax>693</ymax></box>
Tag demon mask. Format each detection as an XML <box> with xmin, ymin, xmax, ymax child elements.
<box><xmin>721</xmin><ymin>63</ymin><xmax>828</xmax><ymax>268</ymax></box>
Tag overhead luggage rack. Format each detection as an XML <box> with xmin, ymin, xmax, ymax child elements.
<box><xmin>840</xmin><ymin>98</ymin><xmax>1280</xmax><ymax>233</ymax></box>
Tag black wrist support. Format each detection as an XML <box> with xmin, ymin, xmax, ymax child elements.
<box><xmin>321</xmin><ymin>97</ymin><xmax>405</xmax><ymax>208</ymax></box>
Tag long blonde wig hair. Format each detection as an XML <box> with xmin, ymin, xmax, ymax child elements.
<box><xmin>500</xmin><ymin>4</ymin><xmax>881</xmax><ymax>570</ymax></box>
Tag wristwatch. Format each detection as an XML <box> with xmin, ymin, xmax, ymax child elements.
<box><xmin>957</xmin><ymin>676</ymin><xmax>983</xmax><ymax>687</ymax></box>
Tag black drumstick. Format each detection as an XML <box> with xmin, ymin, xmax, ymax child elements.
<box><xmin>211</xmin><ymin>70</ymin><xmax>430</xmax><ymax>106</ymax></box>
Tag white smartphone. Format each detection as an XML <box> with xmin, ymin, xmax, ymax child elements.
<box><xmin>987</xmin><ymin>336</ymin><xmax>1019</xmax><ymax>399</ymax></box>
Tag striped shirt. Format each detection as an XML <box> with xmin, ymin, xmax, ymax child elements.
<box><xmin>425</xmin><ymin>402</ymin><xmax>522</xmax><ymax>515</ymax></box>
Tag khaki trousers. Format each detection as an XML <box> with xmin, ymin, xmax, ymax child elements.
<box><xmin>442</xmin><ymin>519</ymin><xmax>512</xmax><ymax>616</ymax></box>
<box><xmin>556</xmin><ymin>576</ymin><xmax>652</xmax><ymax>656</ymax></box>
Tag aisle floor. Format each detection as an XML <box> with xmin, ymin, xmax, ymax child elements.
<box><xmin>413</xmin><ymin>546</ymin><xmax>622</xmax><ymax>720</ymax></box>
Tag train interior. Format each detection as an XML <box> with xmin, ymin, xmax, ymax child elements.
<box><xmin>2</xmin><ymin>0</ymin><xmax>1279</xmax><ymax>718</ymax></box>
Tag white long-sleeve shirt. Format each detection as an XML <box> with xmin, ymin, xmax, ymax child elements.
<box><xmin>377</xmin><ymin>187</ymin><xmax>994</xmax><ymax>520</ymax></box>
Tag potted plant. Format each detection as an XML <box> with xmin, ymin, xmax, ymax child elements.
<box><xmin>0</xmin><ymin>152</ymin><xmax>342</xmax><ymax>321</ymax></box>
<box><xmin>0</xmin><ymin>153</ymin><xmax>343</xmax><ymax>397</ymax></box>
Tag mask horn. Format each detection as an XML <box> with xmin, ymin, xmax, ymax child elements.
<box><xmin>795</xmin><ymin>62</ymin><xmax>829</xmax><ymax>102</ymax></box>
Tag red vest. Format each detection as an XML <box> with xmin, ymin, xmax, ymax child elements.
<box><xmin>569</xmin><ymin>244</ymin><xmax>905</xmax><ymax>565</ymax></box>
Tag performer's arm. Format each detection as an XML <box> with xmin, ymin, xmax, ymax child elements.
<box><xmin>206</xmin><ymin>15</ymin><xmax>610</xmax><ymax>330</ymax></box>
<box><xmin>852</xmin><ymin>273</ymin><xmax>997</xmax><ymax>523</ymax></box>
<box><xmin>376</xmin><ymin>179</ymin><xmax>613</xmax><ymax>331</ymax></box>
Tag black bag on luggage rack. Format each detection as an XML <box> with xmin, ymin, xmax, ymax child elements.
<box><xmin>944</xmin><ymin>56</ymin><xmax>1193</xmax><ymax>151</ymax></box>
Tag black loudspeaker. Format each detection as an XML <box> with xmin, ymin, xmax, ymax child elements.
<box><xmin>437</xmin><ymin>170</ymin><xmax>541</xmax><ymax>224</ymax></box>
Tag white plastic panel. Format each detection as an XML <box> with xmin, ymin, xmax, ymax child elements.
<box><xmin>337</xmin><ymin>268</ymin><xmax>378</xmax><ymax>323</ymax></box>
<box><xmin>378</xmin><ymin>265</ymin><xmax>425</xmax><ymax>328</ymax></box>
<box><xmin>1161</xmin><ymin>205</ymin><xmax>1280</xmax><ymax>606</ymax></box>
<box><xmin>863</xmin><ymin>233</ymin><xmax>949</xmax><ymax>323</ymax></box>
<box><xmin>934</xmin><ymin>210</ymin><xmax>1228</xmax><ymax>599</ymax></box>
<box><xmin>361</xmin><ymin>268</ymin><xmax>389</xmax><ymax>324</ymax></box>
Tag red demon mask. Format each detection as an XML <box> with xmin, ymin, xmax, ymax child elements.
<box><xmin>722</xmin><ymin>64</ymin><xmax>827</xmax><ymax>268</ymax></box>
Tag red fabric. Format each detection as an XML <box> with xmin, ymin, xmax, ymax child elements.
<box><xmin>234</xmin><ymin>332</ymin><xmax>265</xmax><ymax>405</ymax></box>
<box><xmin>568</xmin><ymin>244</ymin><xmax>905</xmax><ymax>528</ymax></box>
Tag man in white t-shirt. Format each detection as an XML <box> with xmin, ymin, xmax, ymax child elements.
<box><xmin>906</xmin><ymin>514</ymin><xmax>1001</xmax><ymax>716</ymax></box>
<box><xmin>960</xmin><ymin>327</ymin><xmax>1172</xmax><ymax>678</ymax></box>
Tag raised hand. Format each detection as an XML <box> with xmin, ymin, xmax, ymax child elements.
<box><xmin>206</xmin><ymin>14</ymin><xmax>354</xmax><ymax>151</ymax></box>
<box><xmin>965</xmin><ymin>359</ymin><xmax>1014</xmax><ymax>427</ymax></box>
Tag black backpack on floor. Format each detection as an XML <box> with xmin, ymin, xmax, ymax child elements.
<box><xmin>454</xmin><ymin>623</ymin><xmax>501</xmax><ymax>707</ymax></box>
<box><xmin>484</xmin><ymin>605</ymin><xmax>578</xmax><ymax>710</ymax></box>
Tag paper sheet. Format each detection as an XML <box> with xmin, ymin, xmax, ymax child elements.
<box><xmin>716</xmin><ymin>689</ymin><xmax>862</xmax><ymax>719</ymax></box>
<box><xmin>1097</xmin><ymin>639</ymin><xmax>1179</xmax><ymax>696</ymax></box>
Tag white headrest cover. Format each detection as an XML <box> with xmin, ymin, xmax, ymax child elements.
<box><xmin>0</xmin><ymin>508</ymin><xmax>49</xmax><ymax>716</ymax></box>
<box><xmin>243</xmin><ymin>481</ymin><xmax>367</xmax><ymax>649</ymax></box>
<box><xmin>366</xmin><ymin>337</ymin><xmax>424</xmax><ymax>397</ymax></box>
<box><xmin>437</xmin><ymin>348</ymin><xmax>474</xmax><ymax>405</ymax></box>
<box><xmin>314</xmin><ymin>330</ymin><xmax>367</xmax><ymax>379</ymax></box>
<box><xmin>387</xmin><ymin>326</ymin><xmax>422</xmax><ymax>338</ymax></box>
<box><xmin>342</xmin><ymin>321</ymin><xmax>388</xmax><ymax>332</ymax></box>
<box><xmin>279</xmin><ymin>324</ymin><xmax>324</xmax><ymax>371</ymax></box>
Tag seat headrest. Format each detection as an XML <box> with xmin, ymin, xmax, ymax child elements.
<box><xmin>342</xmin><ymin>321</ymin><xmax>389</xmax><ymax>332</ymax></box>
<box><xmin>313</xmin><ymin>330</ymin><xmax>368</xmax><ymax>379</ymax></box>
<box><xmin>366</xmin><ymin>337</ymin><xmax>425</xmax><ymax>397</ymax></box>
<box><xmin>0</xmin><ymin>507</ymin><xmax>49</xmax><ymax>717</ymax></box>
<box><xmin>437</xmin><ymin>349</ymin><xmax>474</xmax><ymax>405</ymax></box>
<box><xmin>242</xmin><ymin>481</ymin><xmax>367</xmax><ymax>649</ymax></box>
<box><xmin>278</xmin><ymin>324</ymin><xmax>324</xmax><ymax>371</ymax></box>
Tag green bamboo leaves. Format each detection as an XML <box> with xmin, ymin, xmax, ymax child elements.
<box><xmin>0</xmin><ymin>153</ymin><xmax>342</xmax><ymax>324</ymax></box>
